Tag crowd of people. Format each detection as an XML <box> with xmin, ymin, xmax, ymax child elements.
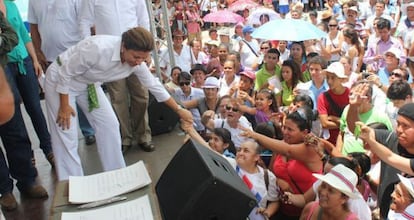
<box><xmin>1</xmin><ymin>0</ymin><xmax>414</xmax><ymax>219</ymax></box>
<box><xmin>158</xmin><ymin>0</ymin><xmax>414</xmax><ymax>219</ymax></box>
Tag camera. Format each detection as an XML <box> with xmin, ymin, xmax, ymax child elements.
<box><xmin>362</xmin><ymin>71</ymin><xmax>371</xmax><ymax>79</ymax></box>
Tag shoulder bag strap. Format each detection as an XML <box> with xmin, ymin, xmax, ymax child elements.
<box><xmin>323</xmin><ymin>91</ymin><xmax>343</xmax><ymax>116</ymax></box>
<box><xmin>242</xmin><ymin>39</ymin><xmax>259</xmax><ymax>57</ymax></box>
<box><xmin>264</xmin><ymin>168</ymin><xmax>269</xmax><ymax>191</ymax></box>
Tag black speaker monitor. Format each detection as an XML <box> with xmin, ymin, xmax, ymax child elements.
<box><xmin>148</xmin><ymin>92</ymin><xmax>179</xmax><ymax>136</ymax></box>
<box><xmin>156</xmin><ymin>139</ymin><xmax>257</xmax><ymax>220</ymax></box>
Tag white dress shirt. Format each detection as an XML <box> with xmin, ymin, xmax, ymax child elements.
<box><xmin>27</xmin><ymin>0</ymin><xmax>82</xmax><ymax>62</ymax></box>
<box><xmin>79</xmin><ymin>0</ymin><xmax>150</xmax><ymax>38</ymax></box>
<box><xmin>50</xmin><ymin>35</ymin><xmax>169</xmax><ymax>102</ymax></box>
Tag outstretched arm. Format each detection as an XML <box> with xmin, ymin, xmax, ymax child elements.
<box><xmin>357</xmin><ymin>121</ymin><xmax>414</xmax><ymax>175</ymax></box>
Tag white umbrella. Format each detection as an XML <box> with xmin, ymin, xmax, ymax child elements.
<box><xmin>247</xmin><ymin>7</ymin><xmax>281</xmax><ymax>25</ymax></box>
<box><xmin>251</xmin><ymin>19</ymin><xmax>327</xmax><ymax>41</ymax></box>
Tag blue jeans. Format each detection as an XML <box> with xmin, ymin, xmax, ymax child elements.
<box><xmin>5</xmin><ymin>56</ymin><xmax>52</xmax><ymax>156</ymax></box>
<box><xmin>0</xmin><ymin>69</ymin><xmax>37</xmax><ymax>194</ymax></box>
<box><xmin>77</xmin><ymin>106</ymin><xmax>95</xmax><ymax>137</ymax></box>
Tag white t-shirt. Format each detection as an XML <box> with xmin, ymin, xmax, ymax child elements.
<box><xmin>213</xmin><ymin>116</ymin><xmax>252</xmax><ymax>148</ymax></box>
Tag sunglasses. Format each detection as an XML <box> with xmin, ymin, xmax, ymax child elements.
<box><xmin>261</xmin><ymin>47</ymin><xmax>270</xmax><ymax>50</ymax></box>
<box><xmin>179</xmin><ymin>81</ymin><xmax>191</xmax><ymax>86</ymax></box>
<box><xmin>329</xmin><ymin>24</ymin><xmax>338</xmax><ymax>27</ymax></box>
<box><xmin>225</xmin><ymin>105</ymin><xmax>239</xmax><ymax>112</ymax></box>
<box><xmin>391</xmin><ymin>72</ymin><xmax>403</xmax><ymax>78</ymax></box>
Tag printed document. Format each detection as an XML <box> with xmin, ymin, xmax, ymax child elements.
<box><xmin>62</xmin><ymin>195</ymin><xmax>153</xmax><ymax>220</ymax></box>
<box><xmin>69</xmin><ymin>161</ymin><xmax>151</xmax><ymax>204</ymax></box>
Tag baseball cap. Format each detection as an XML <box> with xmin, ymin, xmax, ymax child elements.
<box><xmin>323</xmin><ymin>62</ymin><xmax>347</xmax><ymax>78</ymax></box>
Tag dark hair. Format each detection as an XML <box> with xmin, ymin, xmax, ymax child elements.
<box><xmin>293</xmin><ymin>94</ymin><xmax>314</xmax><ymax>109</ymax></box>
<box><xmin>282</xmin><ymin>60</ymin><xmax>302</xmax><ymax>85</ymax></box>
<box><xmin>215</xmin><ymin>95</ymin><xmax>231</xmax><ymax>113</ymax></box>
<box><xmin>178</xmin><ymin>71</ymin><xmax>192</xmax><ymax>81</ymax></box>
<box><xmin>258</xmin><ymin>89</ymin><xmax>279</xmax><ymax>113</ymax></box>
<box><xmin>286</xmin><ymin>106</ymin><xmax>314</xmax><ymax>131</ymax></box>
<box><xmin>267</xmin><ymin>48</ymin><xmax>280</xmax><ymax>57</ymax></box>
<box><xmin>343</xmin><ymin>28</ymin><xmax>364</xmax><ymax>55</ymax></box>
<box><xmin>122</xmin><ymin>27</ymin><xmax>154</xmax><ymax>51</ymax></box>
<box><xmin>227</xmin><ymin>51</ymin><xmax>241</xmax><ymax>62</ymax></box>
<box><xmin>352</xmin><ymin>80</ymin><xmax>373</xmax><ymax>98</ymax></box>
<box><xmin>290</xmin><ymin>41</ymin><xmax>306</xmax><ymax>61</ymax></box>
<box><xmin>309</xmin><ymin>10</ymin><xmax>318</xmax><ymax>17</ymax></box>
<box><xmin>376</xmin><ymin>17</ymin><xmax>391</xmax><ymax>30</ymax></box>
<box><xmin>317</xmin><ymin>22</ymin><xmax>329</xmax><ymax>32</ymax></box>
<box><xmin>387</xmin><ymin>80</ymin><xmax>412</xmax><ymax>100</ymax></box>
<box><xmin>367</xmin><ymin>122</ymin><xmax>388</xmax><ymax>130</ymax></box>
<box><xmin>254</xmin><ymin>122</ymin><xmax>283</xmax><ymax>140</ymax></box>
<box><xmin>307</xmin><ymin>56</ymin><xmax>328</xmax><ymax>69</ymax></box>
<box><xmin>328</xmin><ymin>157</ymin><xmax>357</xmax><ymax>171</ymax></box>
<box><xmin>213</xmin><ymin>128</ymin><xmax>236</xmax><ymax>155</ymax></box>
<box><xmin>348</xmin><ymin>152</ymin><xmax>371</xmax><ymax>179</ymax></box>
<box><xmin>171</xmin><ymin>66</ymin><xmax>182</xmax><ymax>74</ymax></box>
<box><xmin>259</xmin><ymin>13</ymin><xmax>270</xmax><ymax>22</ymax></box>
<box><xmin>209</xmin><ymin>28</ymin><xmax>218</xmax><ymax>34</ymax></box>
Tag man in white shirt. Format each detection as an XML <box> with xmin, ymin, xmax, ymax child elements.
<box><xmin>44</xmin><ymin>27</ymin><xmax>193</xmax><ymax>181</ymax></box>
<box><xmin>159</xmin><ymin>29</ymin><xmax>193</xmax><ymax>79</ymax></box>
<box><xmin>235</xmin><ymin>26</ymin><xmax>259</xmax><ymax>70</ymax></box>
<box><xmin>79</xmin><ymin>0</ymin><xmax>155</xmax><ymax>152</ymax></box>
<box><xmin>27</xmin><ymin>0</ymin><xmax>97</xmax><ymax>147</ymax></box>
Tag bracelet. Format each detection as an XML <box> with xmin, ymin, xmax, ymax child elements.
<box><xmin>378</xmin><ymin>83</ymin><xmax>383</xmax><ymax>89</ymax></box>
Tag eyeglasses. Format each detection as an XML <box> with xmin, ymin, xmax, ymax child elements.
<box><xmin>179</xmin><ymin>81</ymin><xmax>191</xmax><ymax>86</ymax></box>
<box><xmin>225</xmin><ymin>105</ymin><xmax>239</xmax><ymax>112</ymax></box>
<box><xmin>391</xmin><ymin>72</ymin><xmax>403</xmax><ymax>78</ymax></box>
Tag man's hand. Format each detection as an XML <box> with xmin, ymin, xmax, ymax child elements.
<box><xmin>349</xmin><ymin>83</ymin><xmax>370</xmax><ymax>106</ymax></box>
<box><xmin>36</xmin><ymin>51</ymin><xmax>48</xmax><ymax>71</ymax></box>
<box><xmin>56</xmin><ymin>104</ymin><xmax>76</xmax><ymax>130</ymax></box>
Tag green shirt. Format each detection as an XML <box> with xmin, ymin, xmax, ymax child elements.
<box><xmin>340</xmin><ymin>105</ymin><xmax>393</xmax><ymax>155</ymax></box>
<box><xmin>6</xmin><ymin>0</ymin><xmax>32</xmax><ymax>74</ymax></box>
<box><xmin>0</xmin><ymin>11</ymin><xmax>17</xmax><ymax>67</ymax></box>
<box><xmin>302</xmin><ymin>70</ymin><xmax>311</xmax><ymax>82</ymax></box>
<box><xmin>279</xmin><ymin>81</ymin><xmax>295</xmax><ymax>106</ymax></box>
<box><xmin>254</xmin><ymin>64</ymin><xmax>281</xmax><ymax>91</ymax></box>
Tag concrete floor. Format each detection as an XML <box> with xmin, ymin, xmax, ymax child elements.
<box><xmin>1</xmin><ymin>100</ymin><xmax>185</xmax><ymax>220</ymax></box>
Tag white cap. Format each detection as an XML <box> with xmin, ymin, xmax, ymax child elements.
<box><xmin>202</xmin><ymin>77</ymin><xmax>220</xmax><ymax>89</ymax></box>
<box><xmin>385</xmin><ymin>47</ymin><xmax>402</xmax><ymax>60</ymax></box>
<box><xmin>323</xmin><ymin>62</ymin><xmax>347</xmax><ymax>78</ymax></box>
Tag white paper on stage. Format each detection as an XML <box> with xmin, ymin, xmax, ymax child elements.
<box><xmin>68</xmin><ymin>161</ymin><xmax>151</xmax><ymax>204</ymax></box>
<box><xmin>62</xmin><ymin>195</ymin><xmax>153</xmax><ymax>220</ymax></box>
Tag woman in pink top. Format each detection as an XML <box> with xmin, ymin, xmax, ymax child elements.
<box><xmin>300</xmin><ymin>164</ymin><xmax>359</xmax><ymax>220</ymax></box>
<box><xmin>185</xmin><ymin>3</ymin><xmax>203</xmax><ymax>43</ymax></box>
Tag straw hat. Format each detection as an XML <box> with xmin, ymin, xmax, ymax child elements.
<box><xmin>313</xmin><ymin>164</ymin><xmax>359</xmax><ymax>199</ymax></box>
<box><xmin>321</xmin><ymin>10</ymin><xmax>333</xmax><ymax>20</ymax></box>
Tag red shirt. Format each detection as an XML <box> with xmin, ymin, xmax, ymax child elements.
<box><xmin>317</xmin><ymin>88</ymin><xmax>350</xmax><ymax>145</ymax></box>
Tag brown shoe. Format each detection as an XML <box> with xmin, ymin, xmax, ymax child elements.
<box><xmin>46</xmin><ymin>152</ymin><xmax>55</xmax><ymax>168</ymax></box>
<box><xmin>0</xmin><ymin>193</ymin><xmax>17</xmax><ymax>211</ymax></box>
<box><xmin>20</xmin><ymin>185</ymin><xmax>48</xmax><ymax>199</ymax></box>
